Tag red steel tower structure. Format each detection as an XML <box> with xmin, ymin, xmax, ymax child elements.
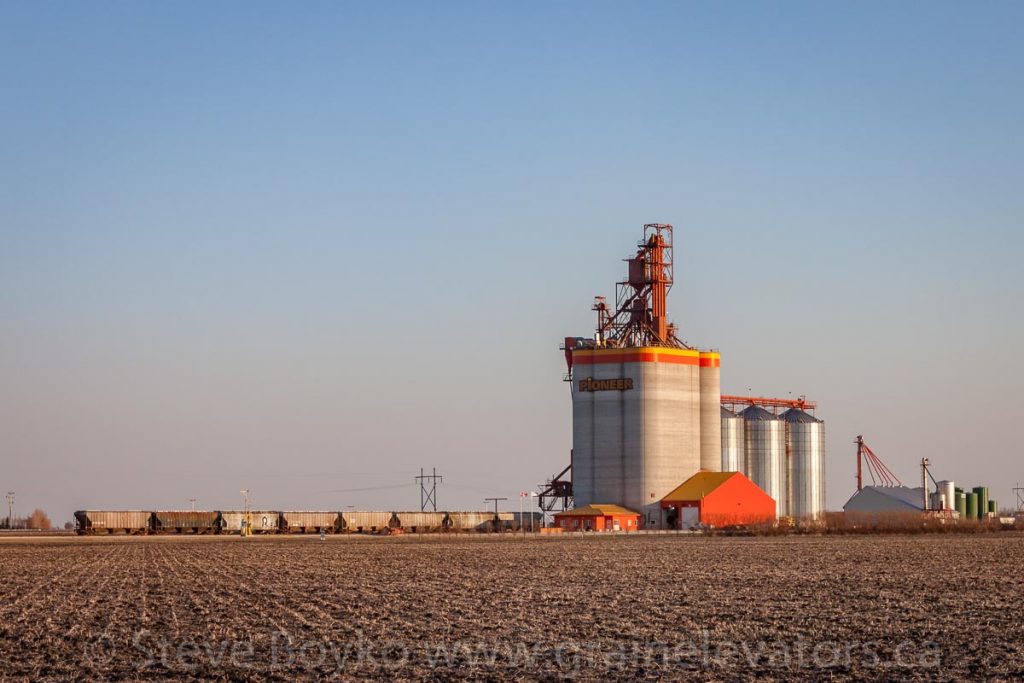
<box><xmin>592</xmin><ymin>223</ymin><xmax>686</xmax><ymax>350</ymax></box>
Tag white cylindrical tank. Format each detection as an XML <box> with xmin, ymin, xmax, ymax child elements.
<box><xmin>937</xmin><ymin>481</ymin><xmax>955</xmax><ymax>511</ymax></box>
<box><xmin>780</xmin><ymin>408</ymin><xmax>826</xmax><ymax>520</ymax></box>
<box><xmin>571</xmin><ymin>346</ymin><xmax>702</xmax><ymax>528</ymax></box>
<box><xmin>741</xmin><ymin>406</ymin><xmax>786</xmax><ymax>517</ymax></box>
<box><xmin>699</xmin><ymin>352</ymin><xmax>721</xmax><ymax>471</ymax></box>
<box><xmin>720</xmin><ymin>406</ymin><xmax>745</xmax><ymax>472</ymax></box>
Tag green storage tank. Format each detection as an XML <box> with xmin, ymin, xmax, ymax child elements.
<box><xmin>988</xmin><ymin>500</ymin><xmax>997</xmax><ymax>515</ymax></box>
<box><xmin>955</xmin><ymin>492</ymin><xmax>966</xmax><ymax>518</ymax></box>
<box><xmin>966</xmin><ymin>492</ymin><xmax>979</xmax><ymax>520</ymax></box>
<box><xmin>973</xmin><ymin>487</ymin><xmax>989</xmax><ymax>519</ymax></box>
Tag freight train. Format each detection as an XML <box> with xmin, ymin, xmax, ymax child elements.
<box><xmin>73</xmin><ymin>510</ymin><xmax>542</xmax><ymax>535</ymax></box>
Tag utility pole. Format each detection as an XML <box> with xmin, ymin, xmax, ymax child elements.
<box><xmin>240</xmin><ymin>489</ymin><xmax>251</xmax><ymax>537</ymax></box>
<box><xmin>6</xmin><ymin>492</ymin><xmax>13</xmax><ymax>530</ymax></box>
<box><xmin>921</xmin><ymin>458</ymin><xmax>930</xmax><ymax>511</ymax></box>
<box><xmin>484</xmin><ymin>497</ymin><xmax>507</xmax><ymax>532</ymax></box>
<box><xmin>855</xmin><ymin>436</ymin><xmax>864</xmax><ymax>491</ymax></box>
<box><xmin>415</xmin><ymin>468</ymin><xmax>443</xmax><ymax>512</ymax></box>
<box><xmin>189</xmin><ymin>498</ymin><xmax>197</xmax><ymax>513</ymax></box>
<box><xmin>519</xmin><ymin>491</ymin><xmax>526</xmax><ymax>535</ymax></box>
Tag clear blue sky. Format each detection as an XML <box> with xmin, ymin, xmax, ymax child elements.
<box><xmin>2</xmin><ymin>2</ymin><xmax>1022</xmax><ymax>522</ymax></box>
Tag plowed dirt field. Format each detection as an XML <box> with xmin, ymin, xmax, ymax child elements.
<box><xmin>1</xmin><ymin>534</ymin><xmax>1021</xmax><ymax>681</ymax></box>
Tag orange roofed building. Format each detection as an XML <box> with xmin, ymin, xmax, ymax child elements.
<box><xmin>553</xmin><ymin>504</ymin><xmax>640</xmax><ymax>532</ymax></box>
<box><xmin>661</xmin><ymin>471</ymin><xmax>776</xmax><ymax>528</ymax></box>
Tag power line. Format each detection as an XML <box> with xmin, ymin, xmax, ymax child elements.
<box><xmin>443</xmin><ymin>482</ymin><xmax>507</xmax><ymax>494</ymax></box>
<box><xmin>315</xmin><ymin>483</ymin><xmax>418</xmax><ymax>494</ymax></box>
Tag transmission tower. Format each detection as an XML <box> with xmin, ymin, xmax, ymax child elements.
<box><xmin>416</xmin><ymin>468</ymin><xmax>443</xmax><ymax>512</ymax></box>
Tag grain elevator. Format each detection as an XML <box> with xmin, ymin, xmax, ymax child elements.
<box><xmin>563</xmin><ymin>224</ymin><xmax>720</xmax><ymax>526</ymax></box>
<box><xmin>561</xmin><ymin>224</ymin><xmax>826</xmax><ymax>527</ymax></box>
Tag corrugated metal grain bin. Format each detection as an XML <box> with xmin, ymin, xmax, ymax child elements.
<box><xmin>154</xmin><ymin>511</ymin><xmax>219</xmax><ymax>533</ymax></box>
<box><xmin>281</xmin><ymin>511</ymin><xmax>341</xmax><ymax>533</ymax></box>
<box><xmin>444</xmin><ymin>511</ymin><xmax>495</xmax><ymax>531</ymax></box>
<box><xmin>393</xmin><ymin>511</ymin><xmax>446</xmax><ymax>531</ymax></box>
<box><xmin>780</xmin><ymin>408</ymin><xmax>826</xmax><ymax>520</ymax></box>
<box><xmin>342</xmin><ymin>511</ymin><xmax>396</xmax><ymax>532</ymax></box>
<box><xmin>720</xmin><ymin>406</ymin><xmax>745</xmax><ymax>472</ymax></box>
<box><xmin>75</xmin><ymin>510</ymin><xmax>151</xmax><ymax>534</ymax></box>
<box><xmin>741</xmin><ymin>406</ymin><xmax>787</xmax><ymax>517</ymax></box>
<box><xmin>219</xmin><ymin>511</ymin><xmax>281</xmax><ymax>533</ymax></box>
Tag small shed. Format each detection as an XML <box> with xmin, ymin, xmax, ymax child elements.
<box><xmin>554</xmin><ymin>504</ymin><xmax>640</xmax><ymax>532</ymax></box>
<box><xmin>661</xmin><ymin>471</ymin><xmax>776</xmax><ymax>528</ymax></box>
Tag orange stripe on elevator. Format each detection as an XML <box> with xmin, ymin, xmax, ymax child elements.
<box><xmin>572</xmin><ymin>348</ymin><xmax>702</xmax><ymax>366</ymax></box>
<box><xmin>699</xmin><ymin>352</ymin><xmax>721</xmax><ymax>368</ymax></box>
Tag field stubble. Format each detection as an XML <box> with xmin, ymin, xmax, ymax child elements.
<box><xmin>0</xmin><ymin>533</ymin><xmax>1021</xmax><ymax>681</ymax></box>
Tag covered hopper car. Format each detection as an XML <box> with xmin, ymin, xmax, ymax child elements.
<box><xmin>280</xmin><ymin>511</ymin><xmax>341</xmax><ymax>533</ymax></box>
<box><xmin>341</xmin><ymin>511</ymin><xmax>396</xmax><ymax>533</ymax></box>
<box><xmin>74</xmin><ymin>510</ymin><xmax>151</xmax><ymax>535</ymax></box>
<box><xmin>445</xmin><ymin>511</ymin><xmax>495</xmax><ymax>531</ymax></box>
<box><xmin>153</xmin><ymin>511</ymin><xmax>220</xmax><ymax>534</ymax></box>
<box><xmin>219</xmin><ymin>511</ymin><xmax>280</xmax><ymax>534</ymax></box>
<box><xmin>391</xmin><ymin>511</ymin><xmax>446</xmax><ymax>532</ymax></box>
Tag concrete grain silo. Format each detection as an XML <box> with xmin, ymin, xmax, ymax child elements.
<box><xmin>699</xmin><ymin>352</ymin><xmax>722</xmax><ymax>472</ymax></box>
<box><xmin>571</xmin><ymin>346</ymin><xmax>702</xmax><ymax>526</ymax></box>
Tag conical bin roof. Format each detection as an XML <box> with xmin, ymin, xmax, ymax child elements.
<box><xmin>739</xmin><ymin>405</ymin><xmax>778</xmax><ymax>421</ymax></box>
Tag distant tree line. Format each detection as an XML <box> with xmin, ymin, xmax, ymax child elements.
<box><xmin>1</xmin><ymin>509</ymin><xmax>53</xmax><ymax>530</ymax></box>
